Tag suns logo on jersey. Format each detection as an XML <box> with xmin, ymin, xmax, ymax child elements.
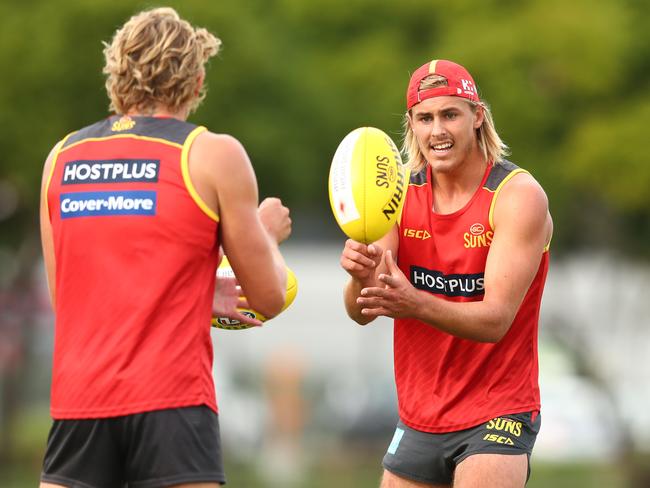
<box><xmin>464</xmin><ymin>222</ymin><xmax>493</xmax><ymax>249</ymax></box>
<box><xmin>111</xmin><ymin>116</ymin><xmax>136</xmax><ymax>132</ymax></box>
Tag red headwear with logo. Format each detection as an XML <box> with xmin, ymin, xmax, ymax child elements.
<box><xmin>406</xmin><ymin>60</ymin><xmax>479</xmax><ymax>110</ymax></box>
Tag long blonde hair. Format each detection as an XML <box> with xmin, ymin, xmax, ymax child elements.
<box><xmin>402</xmin><ymin>75</ymin><xmax>509</xmax><ymax>173</ymax></box>
<box><xmin>103</xmin><ymin>7</ymin><xmax>221</xmax><ymax>115</ymax></box>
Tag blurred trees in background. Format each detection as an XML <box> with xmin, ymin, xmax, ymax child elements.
<box><xmin>0</xmin><ymin>0</ymin><xmax>648</xmax><ymax>256</ymax></box>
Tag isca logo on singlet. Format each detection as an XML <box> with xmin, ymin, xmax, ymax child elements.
<box><xmin>410</xmin><ymin>265</ymin><xmax>485</xmax><ymax>297</ymax></box>
<box><xmin>403</xmin><ymin>228</ymin><xmax>431</xmax><ymax>240</ymax></box>
<box><xmin>60</xmin><ymin>191</ymin><xmax>157</xmax><ymax>219</ymax></box>
<box><xmin>62</xmin><ymin>160</ymin><xmax>159</xmax><ymax>185</ymax></box>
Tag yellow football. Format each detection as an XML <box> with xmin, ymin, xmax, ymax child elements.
<box><xmin>212</xmin><ymin>257</ymin><xmax>298</xmax><ymax>330</ymax></box>
<box><xmin>328</xmin><ymin>127</ymin><xmax>409</xmax><ymax>244</ymax></box>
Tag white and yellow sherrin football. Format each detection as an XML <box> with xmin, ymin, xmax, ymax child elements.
<box><xmin>212</xmin><ymin>257</ymin><xmax>298</xmax><ymax>330</ymax></box>
<box><xmin>328</xmin><ymin>127</ymin><xmax>409</xmax><ymax>244</ymax></box>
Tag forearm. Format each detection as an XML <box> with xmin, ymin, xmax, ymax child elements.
<box><xmin>414</xmin><ymin>293</ymin><xmax>512</xmax><ymax>343</ymax></box>
<box><xmin>345</xmin><ymin>277</ymin><xmax>377</xmax><ymax>325</ymax></box>
<box><xmin>251</xmin><ymin>233</ymin><xmax>287</xmax><ymax>319</ymax></box>
<box><xmin>340</xmin><ymin>230</ymin><xmax>396</xmax><ymax>326</ymax></box>
<box><xmin>268</xmin><ymin>236</ymin><xmax>288</xmax><ymax>303</ymax></box>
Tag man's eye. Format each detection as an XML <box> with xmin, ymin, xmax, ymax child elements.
<box><xmin>445</xmin><ymin>112</ymin><xmax>458</xmax><ymax>120</ymax></box>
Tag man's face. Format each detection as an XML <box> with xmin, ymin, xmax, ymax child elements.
<box><xmin>408</xmin><ymin>96</ymin><xmax>484</xmax><ymax>173</ymax></box>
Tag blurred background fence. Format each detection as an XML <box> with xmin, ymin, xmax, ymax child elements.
<box><xmin>1</xmin><ymin>1</ymin><xmax>649</xmax><ymax>486</ymax></box>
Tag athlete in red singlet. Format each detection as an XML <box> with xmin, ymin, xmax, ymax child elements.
<box><xmin>341</xmin><ymin>60</ymin><xmax>553</xmax><ymax>488</ymax></box>
<box><xmin>39</xmin><ymin>8</ymin><xmax>290</xmax><ymax>488</ymax></box>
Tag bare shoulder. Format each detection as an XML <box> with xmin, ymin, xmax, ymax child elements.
<box><xmin>188</xmin><ymin>130</ymin><xmax>259</xmax><ymax>215</ymax></box>
<box><xmin>496</xmin><ymin>172</ymin><xmax>548</xmax><ymax>216</ymax></box>
<box><xmin>192</xmin><ymin>131</ymin><xmax>247</xmax><ymax>163</ymax></box>
<box><xmin>41</xmin><ymin>140</ymin><xmax>64</xmax><ymax>187</ymax></box>
<box><xmin>189</xmin><ymin>131</ymin><xmax>256</xmax><ymax>186</ymax></box>
<box><xmin>493</xmin><ymin>171</ymin><xmax>552</xmax><ymax>241</ymax></box>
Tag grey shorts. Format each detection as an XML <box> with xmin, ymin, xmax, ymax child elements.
<box><xmin>383</xmin><ymin>411</ymin><xmax>541</xmax><ymax>485</ymax></box>
<box><xmin>41</xmin><ymin>405</ymin><xmax>226</xmax><ymax>488</ymax></box>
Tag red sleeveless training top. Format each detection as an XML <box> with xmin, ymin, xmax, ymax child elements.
<box><xmin>395</xmin><ymin>161</ymin><xmax>549</xmax><ymax>433</ymax></box>
<box><xmin>45</xmin><ymin>115</ymin><xmax>220</xmax><ymax>419</ymax></box>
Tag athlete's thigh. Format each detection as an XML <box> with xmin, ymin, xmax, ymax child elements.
<box><xmin>381</xmin><ymin>469</ymin><xmax>450</xmax><ymax>488</ymax></box>
<box><xmin>124</xmin><ymin>406</ymin><xmax>226</xmax><ymax>487</ymax></box>
<box><xmin>40</xmin><ymin>483</ymin><xmax>67</xmax><ymax>488</ymax></box>
<box><xmin>382</xmin><ymin>421</ymin><xmax>454</xmax><ymax>485</ymax></box>
<box><xmin>453</xmin><ymin>453</ymin><xmax>527</xmax><ymax>488</ymax></box>
<box><xmin>40</xmin><ymin>417</ymin><xmax>123</xmax><ymax>488</ymax></box>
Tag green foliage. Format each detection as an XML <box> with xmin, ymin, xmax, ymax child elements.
<box><xmin>564</xmin><ymin>96</ymin><xmax>650</xmax><ymax>211</ymax></box>
<box><xmin>0</xmin><ymin>0</ymin><xmax>648</xmax><ymax>255</ymax></box>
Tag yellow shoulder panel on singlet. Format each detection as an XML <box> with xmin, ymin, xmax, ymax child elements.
<box><xmin>487</xmin><ymin>166</ymin><xmax>552</xmax><ymax>252</ymax></box>
<box><xmin>180</xmin><ymin>126</ymin><xmax>219</xmax><ymax>222</ymax></box>
<box><xmin>44</xmin><ymin>132</ymin><xmax>76</xmax><ymax>220</ymax></box>
<box><xmin>543</xmin><ymin>239</ymin><xmax>552</xmax><ymax>252</ymax></box>
<box><xmin>487</xmin><ymin>168</ymin><xmax>528</xmax><ymax>230</ymax></box>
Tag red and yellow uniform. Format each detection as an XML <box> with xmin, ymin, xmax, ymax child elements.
<box><xmin>396</xmin><ymin>161</ymin><xmax>549</xmax><ymax>432</ymax></box>
<box><xmin>45</xmin><ymin>115</ymin><xmax>220</xmax><ymax>419</ymax></box>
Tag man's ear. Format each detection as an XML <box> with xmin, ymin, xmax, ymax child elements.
<box><xmin>195</xmin><ymin>72</ymin><xmax>205</xmax><ymax>96</ymax></box>
<box><xmin>473</xmin><ymin>104</ymin><xmax>485</xmax><ymax>129</ymax></box>
<box><xmin>406</xmin><ymin>111</ymin><xmax>414</xmax><ymax>129</ymax></box>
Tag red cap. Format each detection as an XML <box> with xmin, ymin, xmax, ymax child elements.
<box><xmin>406</xmin><ymin>60</ymin><xmax>479</xmax><ymax>110</ymax></box>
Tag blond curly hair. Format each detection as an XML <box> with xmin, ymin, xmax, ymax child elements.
<box><xmin>103</xmin><ymin>7</ymin><xmax>221</xmax><ymax>115</ymax></box>
<box><xmin>402</xmin><ymin>75</ymin><xmax>510</xmax><ymax>173</ymax></box>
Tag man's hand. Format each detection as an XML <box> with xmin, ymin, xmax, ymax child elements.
<box><xmin>340</xmin><ymin>239</ymin><xmax>383</xmax><ymax>284</ymax></box>
<box><xmin>258</xmin><ymin>197</ymin><xmax>291</xmax><ymax>244</ymax></box>
<box><xmin>356</xmin><ymin>250</ymin><xmax>422</xmax><ymax>319</ymax></box>
<box><xmin>212</xmin><ymin>274</ymin><xmax>263</xmax><ymax>327</ymax></box>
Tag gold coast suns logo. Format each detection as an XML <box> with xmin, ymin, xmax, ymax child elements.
<box><xmin>486</xmin><ymin>417</ymin><xmax>523</xmax><ymax>437</ymax></box>
<box><xmin>111</xmin><ymin>115</ymin><xmax>136</xmax><ymax>132</ymax></box>
<box><xmin>464</xmin><ymin>222</ymin><xmax>493</xmax><ymax>249</ymax></box>
<box><xmin>482</xmin><ymin>417</ymin><xmax>523</xmax><ymax>445</ymax></box>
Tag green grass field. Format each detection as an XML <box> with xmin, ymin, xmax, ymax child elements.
<box><xmin>221</xmin><ymin>457</ymin><xmax>628</xmax><ymax>488</ymax></box>
<box><xmin>0</xmin><ymin>410</ymin><xmax>633</xmax><ymax>487</ymax></box>
<box><xmin>1</xmin><ymin>454</ymin><xmax>629</xmax><ymax>488</ymax></box>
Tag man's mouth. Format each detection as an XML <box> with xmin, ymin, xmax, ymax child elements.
<box><xmin>431</xmin><ymin>142</ymin><xmax>453</xmax><ymax>153</ymax></box>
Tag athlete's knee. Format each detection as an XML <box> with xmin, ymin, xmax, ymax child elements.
<box><xmin>454</xmin><ymin>453</ymin><xmax>527</xmax><ymax>488</ymax></box>
<box><xmin>381</xmin><ymin>468</ymin><xmax>449</xmax><ymax>488</ymax></box>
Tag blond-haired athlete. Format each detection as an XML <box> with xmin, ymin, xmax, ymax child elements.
<box><xmin>341</xmin><ymin>60</ymin><xmax>552</xmax><ymax>487</ymax></box>
<box><xmin>39</xmin><ymin>8</ymin><xmax>290</xmax><ymax>487</ymax></box>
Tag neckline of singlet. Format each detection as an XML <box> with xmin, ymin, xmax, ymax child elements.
<box><xmin>113</xmin><ymin>114</ymin><xmax>176</xmax><ymax>120</ymax></box>
<box><xmin>427</xmin><ymin>162</ymin><xmax>493</xmax><ymax>220</ymax></box>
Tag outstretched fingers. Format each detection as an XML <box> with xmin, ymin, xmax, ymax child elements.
<box><xmin>360</xmin><ymin>306</ymin><xmax>390</xmax><ymax>318</ymax></box>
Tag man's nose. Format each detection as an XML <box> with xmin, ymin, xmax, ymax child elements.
<box><xmin>430</xmin><ymin>117</ymin><xmax>446</xmax><ymax>137</ymax></box>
